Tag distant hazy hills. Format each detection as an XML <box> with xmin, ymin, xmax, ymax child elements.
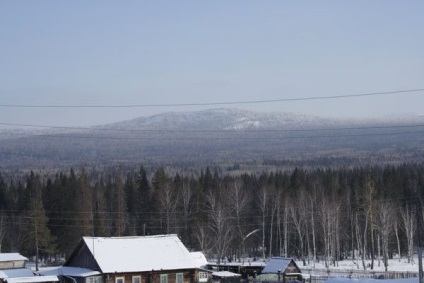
<box><xmin>1</xmin><ymin>108</ymin><xmax>424</xmax><ymax>170</ymax></box>
<box><xmin>100</xmin><ymin>108</ymin><xmax>342</xmax><ymax>130</ymax></box>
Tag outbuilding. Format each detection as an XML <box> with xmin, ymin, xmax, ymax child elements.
<box><xmin>0</xmin><ymin>253</ymin><xmax>58</xmax><ymax>283</ymax></box>
<box><xmin>258</xmin><ymin>257</ymin><xmax>302</xmax><ymax>283</ymax></box>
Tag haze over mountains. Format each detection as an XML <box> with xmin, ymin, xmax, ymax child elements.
<box><xmin>1</xmin><ymin>108</ymin><xmax>424</xmax><ymax>171</ymax></box>
<box><xmin>99</xmin><ymin>108</ymin><xmax>422</xmax><ymax>130</ymax></box>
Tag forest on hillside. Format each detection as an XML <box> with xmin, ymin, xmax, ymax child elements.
<box><xmin>0</xmin><ymin>163</ymin><xmax>423</xmax><ymax>271</ymax></box>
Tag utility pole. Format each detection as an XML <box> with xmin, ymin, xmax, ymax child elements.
<box><xmin>416</xmin><ymin>195</ymin><xmax>423</xmax><ymax>283</ymax></box>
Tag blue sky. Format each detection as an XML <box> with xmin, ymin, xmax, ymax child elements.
<box><xmin>1</xmin><ymin>1</ymin><xmax>423</xmax><ymax>126</ymax></box>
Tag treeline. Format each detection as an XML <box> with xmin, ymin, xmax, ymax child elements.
<box><xmin>0</xmin><ymin>164</ymin><xmax>423</xmax><ymax>271</ymax></box>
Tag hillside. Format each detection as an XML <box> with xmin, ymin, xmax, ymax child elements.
<box><xmin>1</xmin><ymin>108</ymin><xmax>424</xmax><ymax>170</ymax></box>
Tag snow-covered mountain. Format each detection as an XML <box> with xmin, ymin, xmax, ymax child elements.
<box><xmin>98</xmin><ymin>108</ymin><xmax>360</xmax><ymax>131</ymax></box>
<box><xmin>1</xmin><ymin>108</ymin><xmax>423</xmax><ymax>170</ymax></box>
<box><xmin>97</xmin><ymin>108</ymin><xmax>424</xmax><ymax>131</ymax></box>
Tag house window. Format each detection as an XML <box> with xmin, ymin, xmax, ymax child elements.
<box><xmin>160</xmin><ymin>274</ymin><xmax>168</xmax><ymax>283</ymax></box>
<box><xmin>132</xmin><ymin>276</ymin><xmax>141</xmax><ymax>283</ymax></box>
<box><xmin>176</xmin><ymin>273</ymin><xmax>183</xmax><ymax>283</ymax></box>
<box><xmin>116</xmin><ymin>277</ymin><xmax>124</xmax><ymax>283</ymax></box>
<box><xmin>198</xmin><ymin>272</ymin><xmax>208</xmax><ymax>283</ymax></box>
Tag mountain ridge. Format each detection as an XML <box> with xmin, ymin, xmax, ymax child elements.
<box><xmin>95</xmin><ymin>108</ymin><xmax>423</xmax><ymax>131</ymax></box>
<box><xmin>1</xmin><ymin>108</ymin><xmax>423</xmax><ymax>170</ymax></box>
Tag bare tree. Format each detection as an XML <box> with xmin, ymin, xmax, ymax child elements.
<box><xmin>320</xmin><ymin>196</ymin><xmax>341</xmax><ymax>268</ymax></box>
<box><xmin>308</xmin><ymin>190</ymin><xmax>318</xmax><ymax>267</ymax></box>
<box><xmin>364</xmin><ymin>179</ymin><xmax>377</xmax><ymax>269</ymax></box>
<box><xmin>258</xmin><ymin>186</ymin><xmax>269</xmax><ymax>260</ymax></box>
<box><xmin>229</xmin><ymin>180</ymin><xmax>249</xmax><ymax>260</ymax></box>
<box><xmin>195</xmin><ymin>225</ymin><xmax>214</xmax><ymax>260</ymax></box>
<box><xmin>377</xmin><ymin>200</ymin><xmax>395</xmax><ymax>271</ymax></box>
<box><xmin>400</xmin><ymin>204</ymin><xmax>416</xmax><ymax>264</ymax></box>
<box><xmin>289</xmin><ymin>196</ymin><xmax>306</xmax><ymax>265</ymax></box>
<box><xmin>159</xmin><ymin>183</ymin><xmax>177</xmax><ymax>234</ymax></box>
<box><xmin>354</xmin><ymin>211</ymin><xmax>366</xmax><ymax>270</ymax></box>
<box><xmin>179</xmin><ymin>180</ymin><xmax>193</xmax><ymax>242</ymax></box>
<box><xmin>206</xmin><ymin>191</ymin><xmax>234</xmax><ymax>263</ymax></box>
<box><xmin>393</xmin><ymin>214</ymin><xmax>402</xmax><ymax>262</ymax></box>
<box><xmin>283</xmin><ymin>198</ymin><xmax>289</xmax><ymax>257</ymax></box>
<box><xmin>361</xmin><ymin>209</ymin><xmax>370</xmax><ymax>270</ymax></box>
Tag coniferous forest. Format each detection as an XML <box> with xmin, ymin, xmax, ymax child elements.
<box><xmin>0</xmin><ymin>163</ymin><xmax>424</xmax><ymax>271</ymax></box>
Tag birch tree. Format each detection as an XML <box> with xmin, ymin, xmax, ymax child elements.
<box><xmin>289</xmin><ymin>196</ymin><xmax>306</xmax><ymax>265</ymax></box>
<box><xmin>400</xmin><ymin>205</ymin><xmax>416</xmax><ymax>263</ymax></box>
<box><xmin>229</xmin><ymin>180</ymin><xmax>249</xmax><ymax>260</ymax></box>
<box><xmin>206</xmin><ymin>191</ymin><xmax>234</xmax><ymax>263</ymax></box>
<box><xmin>178</xmin><ymin>179</ymin><xmax>194</xmax><ymax>243</ymax></box>
<box><xmin>258</xmin><ymin>186</ymin><xmax>269</xmax><ymax>260</ymax></box>
<box><xmin>320</xmin><ymin>196</ymin><xmax>341</xmax><ymax>268</ymax></box>
<box><xmin>377</xmin><ymin>201</ymin><xmax>395</xmax><ymax>271</ymax></box>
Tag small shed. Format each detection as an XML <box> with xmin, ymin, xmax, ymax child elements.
<box><xmin>259</xmin><ymin>258</ymin><xmax>302</xmax><ymax>283</ymax></box>
<box><xmin>0</xmin><ymin>254</ymin><xmax>58</xmax><ymax>283</ymax></box>
<box><xmin>0</xmin><ymin>254</ymin><xmax>28</xmax><ymax>270</ymax></box>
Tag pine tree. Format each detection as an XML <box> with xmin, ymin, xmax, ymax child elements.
<box><xmin>136</xmin><ymin>165</ymin><xmax>152</xmax><ymax>235</ymax></box>
<box><xmin>21</xmin><ymin>198</ymin><xmax>56</xmax><ymax>271</ymax></box>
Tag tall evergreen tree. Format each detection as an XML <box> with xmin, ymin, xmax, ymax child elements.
<box><xmin>136</xmin><ymin>165</ymin><xmax>152</xmax><ymax>235</ymax></box>
<box><xmin>21</xmin><ymin>198</ymin><xmax>56</xmax><ymax>271</ymax></box>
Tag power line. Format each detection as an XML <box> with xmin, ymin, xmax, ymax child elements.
<box><xmin>1</xmin><ymin>128</ymin><xmax>423</xmax><ymax>141</ymax></box>
<box><xmin>1</xmin><ymin>122</ymin><xmax>424</xmax><ymax>133</ymax></box>
<box><xmin>22</xmin><ymin>131</ymin><xmax>418</xmax><ymax>142</ymax></box>
<box><xmin>0</xmin><ymin>88</ymin><xmax>423</xmax><ymax>108</ymax></box>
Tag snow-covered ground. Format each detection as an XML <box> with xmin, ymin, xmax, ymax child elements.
<box><xmin>296</xmin><ymin>257</ymin><xmax>422</xmax><ymax>273</ymax></box>
<box><xmin>210</xmin><ymin>256</ymin><xmax>422</xmax><ymax>273</ymax></box>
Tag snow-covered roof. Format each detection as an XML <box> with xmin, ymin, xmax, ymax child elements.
<box><xmin>38</xmin><ymin>267</ymin><xmax>100</xmax><ymax>277</ymax></box>
<box><xmin>80</xmin><ymin>235</ymin><xmax>206</xmax><ymax>273</ymax></box>
<box><xmin>212</xmin><ymin>271</ymin><xmax>241</xmax><ymax>278</ymax></box>
<box><xmin>0</xmin><ymin>269</ymin><xmax>34</xmax><ymax>279</ymax></box>
<box><xmin>325</xmin><ymin>277</ymin><xmax>418</xmax><ymax>283</ymax></box>
<box><xmin>5</xmin><ymin>276</ymin><xmax>59</xmax><ymax>283</ymax></box>
<box><xmin>190</xmin><ymin>252</ymin><xmax>207</xmax><ymax>268</ymax></box>
<box><xmin>262</xmin><ymin>257</ymin><xmax>297</xmax><ymax>274</ymax></box>
<box><xmin>0</xmin><ymin>254</ymin><xmax>28</xmax><ymax>262</ymax></box>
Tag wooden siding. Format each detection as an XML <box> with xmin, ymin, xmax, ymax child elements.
<box><xmin>65</xmin><ymin>241</ymin><xmax>101</xmax><ymax>272</ymax></box>
<box><xmin>283</xmin><ymin>261</ymin><xmax>301</xmax><ymax>275</ymax></box>
<box><xmin>0</xmin><ymin>260</ymin><xmax>26</xmax><ymax>269</ymax></box>
<box><xmin>104</xmin><ymin>269</ymin><xmax>210</xmax><ymax>283</ymax></box>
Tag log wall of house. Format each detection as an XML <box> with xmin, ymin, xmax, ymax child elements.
<box><xmin>104</xmin><ymin>269</ymin><xmax>206</xmax><ymax>283</ymax></box>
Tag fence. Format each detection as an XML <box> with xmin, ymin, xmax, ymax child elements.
<box><xmin>302</xmin><ymin>269</ymin><xmax>418</xmax><ymax>283</ymax></box>
<box><xmin>215</xmin><ymin>270</ymin><xmax>418</xmax><ymax>283</ymax></box>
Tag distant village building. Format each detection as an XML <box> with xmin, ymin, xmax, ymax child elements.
<box><xmin>257</xmin><ymin>257</ymin><xmax>302</xmax><ymax>283</ymax></box>
<box><xmin>0</xmin><ymin>253</ymin><xmax>58</xmax><ymax>283</ymax></box>
<box><xmin>39</xmin><ymin>235</ymin><xmax>211</xmax><ymax>283</ymax></box>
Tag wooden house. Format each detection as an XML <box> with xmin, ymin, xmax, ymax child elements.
<box><xmin>44</xmin><ymin>235</ymin><xmax>211</xmax><ymax>283</ymax></box>
<box><xmin>258</xmin><ymin>257</ymin><xmax>302</xmax><ymax>283</ymax></box>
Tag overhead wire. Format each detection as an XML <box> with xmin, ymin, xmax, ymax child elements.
<box><xmin>1</xmin><ymin>128</ymin><xmax>424</xmax><ymax>141</ymax></box>
<box><xmin>1</xmin><ymin>122</ymin><xmax>424</xmax><ymax>133</ymax></box>
<box><xmin>0</xmin><ymin>88</ymin><xmax>423</xmax><ymax>108</ymax></box>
